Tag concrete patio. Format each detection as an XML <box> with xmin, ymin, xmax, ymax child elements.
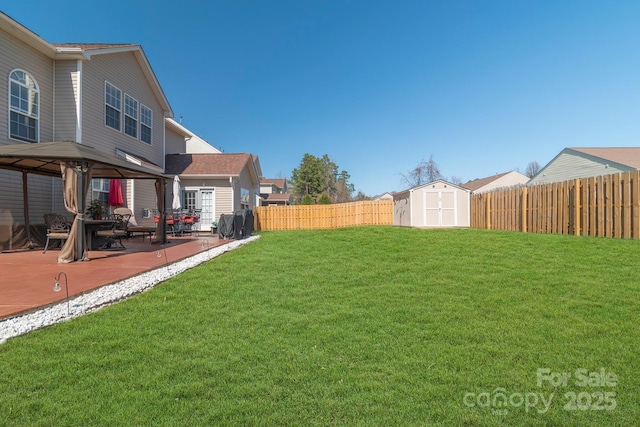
<box><xmin>0</xmin><ymin>233</ymin><xmax>229</xmax><ymax>320</ymax></box>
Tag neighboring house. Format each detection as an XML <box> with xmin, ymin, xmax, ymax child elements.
<box><xmin>462</xmin><ymin>171</ymin><xmax>529</xmax><ymax>193</ymax></box>
<box><xmin>165</xmin><ymin>153</ymin><xmax>261</xmax><ymax>231</ymax></box>
<box><xmin>0</xmin><ymin>12</ymin><xmax>172</xmax><ymax>231</ymax></box>
<box><xmin>528</xmin><ymin>147</ymin><xmax>640</xmax><ymax>185</ymax></box>
<box><xmin>393</xmin><ymin>180</ymin><xmax>470</xmax><ymax>228</ymax></box>
<box><xmin>373</xmin><ymin>192</ymin><xmax>394</xmax><ymax>201</ymax></box>
<box><xmin>258</xmin><ymin>177</ymin><xmax>290</xmax><ymax>206</ymax></box>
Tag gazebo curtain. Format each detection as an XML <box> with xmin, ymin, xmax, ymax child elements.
<box><xmin>58</xmin><ymin>162</ymin><xmax>94</xmax><ymax>263</ymax></box>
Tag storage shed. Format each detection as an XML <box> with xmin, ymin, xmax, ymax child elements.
<box><xmin>393</xmin><ymin>180</ymin><xmax>470</xmax><ymax>227</ymax></box>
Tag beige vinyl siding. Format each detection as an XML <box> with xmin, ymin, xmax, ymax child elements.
<box><xmin>215</xmin><ymin>182</ymin><xmax>233</xmax><ymax>219</ymax></box>
<box><xmin>132</xmin><ymin>180</ymin><xmax>157</xmax><ymax>226</ymax></box>
<box><xmin>529</xmin><ymin>152</ymin><xmax>633</xmax><ymax>185</ymax></box>
<box><xmin>80</xmin><ymin>51</ymin><xmax>165</xmax><ymax>167</ymax></box>
<box><xmin>238</xmin><ymin>168</ymin><xmax>257</xmax><ymax>209</ymax></box>
<box><xmin>54</xmin><ymin>60</ymin><xmax>80</xmax><ymax>142</ymax></box>
<box><xmin>0</xmin><ymin>26</ymin><xmax>57</xmax><ymax>226</ymax></box>
<box><xmin>165</xmin><ymin>127</ymin><xmax>186</xmax><ymax>154</ymax></box>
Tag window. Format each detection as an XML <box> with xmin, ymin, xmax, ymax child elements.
<box><xmin>9</xmin><ymin>70</ymin><xmax>39</xmax><ymax>142</ymax></box>
<box><xmin>105</xmin><ymin>82</ymin><xmax>121</xmax><ymax>130</ymax></box>
<box><xmin>140</xmin><ymin>104</ymin><xmax>152</xmax><ymax>144</ymax></box>
<box><xmin>124</xmin><ymin>94</ymin><xmax>138</xmax><ymax>138</ymax></box>
<box><xmin>184</xmin><ymin>190</ymin><xmax>197</xmax><ymax>211</ymax></box>
<box><xmin>240</xmin><ymin>188</ymin><xmax>251</xmax><ymax>209</ymax></box>
<box><xmin>91</xmin><ymin>179</ymin><xmax>110</xmax><ymax>204</ymax></box>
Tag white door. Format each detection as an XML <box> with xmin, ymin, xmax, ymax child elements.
<box><xmin>423</xmin><ymin>190</ymin><xmax>457</xmax><ymax>227</ymax></box>
<box><xmin>199</xmin><ymin>189</ymin><xmax>215</xmax><ymax>230</ymax></box>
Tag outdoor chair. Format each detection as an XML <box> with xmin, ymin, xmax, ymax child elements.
<box><xmin>43</xmin><ymin>213</ymin><xmax>71</xmax><ymax>254</ymax></box>
<box><xmin>114</xmin><ymin>207</ymin><xmax>156</xmax><ymax>241</ymax></box>
<box><xmin>95</xmin><ymin>213</ymin><xmax>130</xmax><ymax>249</ymax></box>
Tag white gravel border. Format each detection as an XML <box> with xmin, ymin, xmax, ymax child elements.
<box><xmin>0</xmin><ymin>235</ymin><xmax>260</xmax><ymax>345</ymax></box>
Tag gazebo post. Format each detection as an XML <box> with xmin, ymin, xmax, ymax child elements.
<box><xmin>76</xmin><ymin>163</ymin><xmax>86</xmax><ymax>261</ymax></box>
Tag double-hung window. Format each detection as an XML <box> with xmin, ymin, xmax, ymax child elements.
<box><xmin>105</xmin><ymin>82</ymin><xmax>121</xmax><ymax>131</ymax></box>
<box><xmin>140</xmin><ymin>105</ymin><xmax>152</xmax><ymax>144</ymax></box>
<box><xmin>92</xmin><ymin>178</ymin><xmax>110</xmax><ymax>204</ymax></box>
<box><xmin>124</xmin><ymin>94</ymin><xmax>138</xmax><ymax>138</ymax></box>
<box><xmin>9</xmin><ymin>70</ymin><xmax>39</xmax><ymax>143</ymax></box>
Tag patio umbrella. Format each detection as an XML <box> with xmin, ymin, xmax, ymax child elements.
<box><xmin>172</xmin><ymin>175</ymin><xmax>182</xmax><ymax>211</ymax></box>
<box><xmin>108</xmin><ymin>178</ymin><xmax>124</xmax><ymax>207</ymax></box>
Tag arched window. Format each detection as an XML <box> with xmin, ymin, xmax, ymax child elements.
<box><xmin>9</xmin><ymin>69</ymin><xmax>39</xmax><ymax>143</ymax></box>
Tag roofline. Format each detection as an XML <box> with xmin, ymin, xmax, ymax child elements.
<box><xmin>0</xmin><ymin>13</ymin><xmax>173</xmax><ymax>117</ymax></box>
<box><xmin>174</xmin><ymin>173</ymin><xmax>240</xmax><ymax>178</ymax></box>
<box><xmin>165</xmin><ymin>118</ymin><xmax>192</xmax><ymax>137</ymax></box>
<box><xmin>82</xmin><ymin>45</ymin><xmax>173</xmax><ymax>117</ymax></box>
<box><xmin>0</xmin><ymin>12</ymin><xmax>58</xmax><ymax>58</ymax></box>
<box><xmin>530</xmin><ymin>147</ymin><xmax>636</xmax><ymax>182</ymax></box>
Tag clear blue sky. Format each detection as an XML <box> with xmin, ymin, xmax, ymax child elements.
<box><xmin>4</xmin><ymin>1</ymin><xmax>640</xmax><ymax>195</ymax></box>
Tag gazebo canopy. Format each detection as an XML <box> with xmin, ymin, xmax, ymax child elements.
<box><xmin>0</xmin><ymin>141</ymin><xmax>168</xmax><ymax>261</ymax></box>
<box><xmin>0</xmin><ymin>141</ymin><xmax>167</xmax><ymax>180</ymax></box>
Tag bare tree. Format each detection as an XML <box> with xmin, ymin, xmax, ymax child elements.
<box><xmin>525</xmin><ymin>161</ymin><xmax>541</xmax><ymax>178</ymax></box>
<box><xmin>402</xmin><ymin>155</ymin><xmax>442</xmax><ymax>188</ymax></box>
<box><xmin>449</xmin><ymin>176</ymin><xmax>462</xmax><ymax>185</ymax></box>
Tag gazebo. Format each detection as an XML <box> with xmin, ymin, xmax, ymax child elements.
<box><xmin>0</xmin><ymin>141</ymin><xmax>168</xmax><ymax>262</ymax></box>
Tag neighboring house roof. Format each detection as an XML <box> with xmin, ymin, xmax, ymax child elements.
<box><xmin>260</xmin><ymin>177</ymin><xmax>287</xmax><ymax>188</ymax></box>
<box><xmin>529</xmin><ymin>147</ymin><xmax>640</xmax><ymax>185</ymax></box>
<box><xmin>462</xmin><ymin>171</ymin><xmax>529</xmax><ymax>193</ymax></box>
<box><xmin>261</xmin><ymin>193</ymin><xmax>291</xmax><ymax>202</ymax></box>
<box><xmin>569</xmin><ymin>147</ymin><xmax>640</xmax><ymax>169</ymax></box>
<box><xmin>165</xmin><ymin>153</ymin><xmax>254</xmax><ymax>176</ymax></box>
<box><xmin>462</xmin><ymin>172</ymin><xmax>510</xmax><ymax>192</ymax></box>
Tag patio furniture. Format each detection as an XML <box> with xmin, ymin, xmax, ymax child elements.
<box><xmin>95</xmin><ymin>213</ymin><xmax>130</xmax><ymax>249</ymax></box>
<box><xmin>43</xmin><ymin>213</ymin><xmax>71</xmax><ymax>254</ymax></box>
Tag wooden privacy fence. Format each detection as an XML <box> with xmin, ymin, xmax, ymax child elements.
<box><xmin>470</xmin><ymin>170</ymin><xmax>640</xmax><ymax>239</ymax></box>
<box><xmin>254</xmin><ymin>200</ymin><xmax>393</xmax><ymax>231</ymax></box>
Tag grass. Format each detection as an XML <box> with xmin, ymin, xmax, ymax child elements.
<box><xmin>0</xmin><ymin>227</ymin><xmax>638</xmax><ymax>426</ymax></box>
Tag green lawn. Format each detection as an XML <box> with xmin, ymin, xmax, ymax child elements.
<box><xmin>0</xmin><ymin>227</ymin><xmax>638</xmax><ymax>426</ymax></box>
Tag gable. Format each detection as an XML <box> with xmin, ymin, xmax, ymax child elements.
<box><xmin>530</xmin><ymin>148</ymin><xmax>637</xmax><ymax>184</ymax></box>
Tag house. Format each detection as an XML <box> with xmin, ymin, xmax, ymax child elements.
<box><xmin>164</xmin><ymin>152</ymin><xmax>261</xmax><ymax>231</ymax></box>
<box><xmin>258</xmin><ymin>177</ymin><xmax>291</xmax><ymax>206</ymax></box>
<box><xmin>393</xmin><ymin>180</ymin><xmax>470</xmax><ymax>227</ymax></box>
<box><xmin>462</xmin><ymin>171</ymin><xmax>529</xmax><ymax>193</ymax></box>
<box><xmin>0</xmin><ymin>11</ymin><xmax>173</xmax><ymax>239</ymax></box>
<box><xmin>528</xmin><ymin>147</ymin><xmax>640</xmax><ymax>185</ymax></box>
<box><xmin>373</xmin><ymin>192</ymin><xmax>394</xmax><ymax>201</ymax></box>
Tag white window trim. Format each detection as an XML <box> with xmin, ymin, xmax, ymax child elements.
<box><xmin>8</xmin><ymin>69</ymin><xmax>40</xmax><ymax>143</ymax></box>
<box><xmin>124</xmin><ymin>93</ymin><xmax>138</xmax><ymax>139</ymax></box>
<box><xmin>140</xmin><ymin>103</ymin><xmax>152</xmax><ymax>144</ymax></box>
<box><xmin>104</xmin><ymin>81</ymin><xmax>122</xmax><ymax>132</ymax></box>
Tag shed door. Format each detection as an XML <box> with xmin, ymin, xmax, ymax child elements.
<box><xmin>423</xmin><ymin>190</ymin><xmax>457</xmax><ymax>227</ymax></box>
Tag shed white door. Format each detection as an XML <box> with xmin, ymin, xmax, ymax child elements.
<box><xmin>423</xmin><ymin>190</ymin><xmax>457</xmax><ymax>227</ymax></box>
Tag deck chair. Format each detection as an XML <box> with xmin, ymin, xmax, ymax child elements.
<box><xmin>43</xmin><ymin>213</ymin><xmax>71</xmax><ymax>254</ymax></box>
<box><xmin>95</xmin><ymin>213</ymin><xmax>130</xmax><ymax>249</ymax></box>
